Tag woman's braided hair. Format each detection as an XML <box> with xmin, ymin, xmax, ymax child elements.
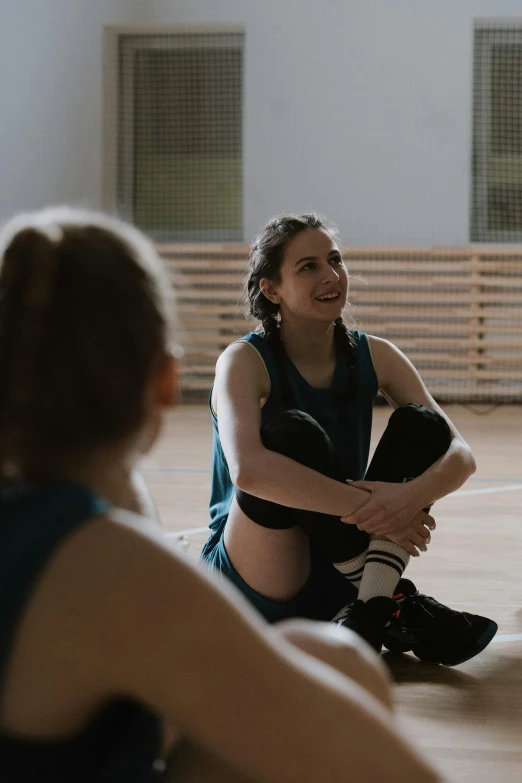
<box><xmin>244</xmin><ymin>214</ymin><xmax>356</xmax><ymax>401</ymax></box>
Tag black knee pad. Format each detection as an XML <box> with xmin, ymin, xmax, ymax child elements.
<box><xmin>366</xmin><ymin>403</ymin><xmax>452</xmax><ymax>483</ymax></box>
<box><xmin>235</xmin><ymin>410</ymin><xmax>339</xmax><ymax>530</ymax></box>
<box><xmin>261</xmin><ymin>409</ymin><xmax>338</xmax><ymax>478</ymax></box>
<box><xmin>388</xmin><ymin>403</ymin><xmax>452</xmax><ymax>453</ymax></box>
<box><xmin>235</xmin><ymin>490</ymin><xmax>296</xmax><ymax>530</ymax></box>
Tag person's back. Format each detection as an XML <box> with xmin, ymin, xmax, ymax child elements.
<box><xmin>0</xmin><ymin>207</ymin><xmax>444</xmax><ymax>782</ymax></box>
<box><xmin>0</xmin><ymin>480</ymin><xmax>163</xmax><ymax>782</ymax></box>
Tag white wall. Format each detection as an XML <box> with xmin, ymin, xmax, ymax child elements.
<box><xmin>0</xmin><ymin>0</ymin><xmax>150</xmax><ymax>222</ymax></box>
<box><xmin>2</xmin><ymin>0</ymin><xmax>522</xmax><ymax>244</ymax></box>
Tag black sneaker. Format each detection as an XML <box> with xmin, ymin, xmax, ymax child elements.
<box><xmin>383</xmin><ymin>579</ymin><xmax>498</xmax><ymax>666</ymax></box>
<box><xmin>332</xmin><ymin>597</ymin><xmax>399</xmax><ymax>654</ymax></box>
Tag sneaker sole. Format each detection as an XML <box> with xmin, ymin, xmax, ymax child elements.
<box><xmin>413</xmin><ymin>620</ymin><xmax>498</xmax><ymax>667</ymax></box>
<box><xmin>382</xmin><ymin>633</ymin><xmax>414</xmax><ymax>654</ymax></box>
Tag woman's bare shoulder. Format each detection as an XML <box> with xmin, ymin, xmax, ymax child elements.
<box><xmin>216</xmin><ymin>338</ymin><xmax>266</xmax><ymax>374</ymax></box>
<box><xmin>19</xmin><ymin>511</ymin><xmax>265</xmax><ymax>680</ymax></box>
<box><xmin>213</xmin><ymin>339</ymin><xmax>271</xmax><ymax>413</ymax></box>
<box><xmin>0</xmin><ymin>511</ymin><xmax>265</xmax><ymax>737</ymax></box>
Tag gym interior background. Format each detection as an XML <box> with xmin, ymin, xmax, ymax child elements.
<box><xmin>2</xmin><ymin>2</ymin><xmax>522</xmax><ymax>781</ymax></box>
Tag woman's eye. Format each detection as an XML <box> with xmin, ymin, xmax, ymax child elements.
<box><xmin>301</xmin><ymin>263</ymin><xmax>315</xmax><ymax>271</ymax></box>
<box><xmin>331</xmin><ymin>256</ymin><xmax>342</xmax><ymax>265</ymax></box>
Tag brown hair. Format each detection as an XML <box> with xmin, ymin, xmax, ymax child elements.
<box><xmin>0</xmin><ymin>207</ymin><xmax>173</xmax><ymax>479</ymax></box>
<box><xmin>245</xmin><ymin>213</ymin><xmax>356</xmax><ymax>399</ymax></box>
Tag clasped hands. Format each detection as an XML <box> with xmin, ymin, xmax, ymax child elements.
<box><xmin>341</xmin><ymin>480</ymin><xmax>435</xmax><ymax>558</ymax></box>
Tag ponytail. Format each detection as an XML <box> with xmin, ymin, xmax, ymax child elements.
<box><xmin>0</xmin><ymin>227</ymin><xmax>60</xmax><ymax>476</ymax></box>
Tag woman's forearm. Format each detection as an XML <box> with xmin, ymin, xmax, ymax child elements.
<box><xmin>408</xmin><ymin>438</ymin><xmax>476</xmax><ymax>509</ymax></box>
<box><xmin>237</xmin><ymin>448</ymin><xmax>371</xmax><ymax>517</ymax></box>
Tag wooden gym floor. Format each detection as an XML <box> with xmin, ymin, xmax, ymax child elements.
<box><xmin>142</xmin><ymin>404</ymin><xmax>522</xmax><ymax>783</ymax></box>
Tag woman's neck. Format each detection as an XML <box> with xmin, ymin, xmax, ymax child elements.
<box><xmin>280</xmin><ymin>319</ymin><xmax>336</xmax><ymax>365</ymax></box>
<box><xmin>48</xmin><ymin>446</ymin><xmax>144</xmax><ymax>513</ymax></box>
<box><xmin>72</xmin><ymin>463</ymin><xmax>136</xmax><ymax>509</ymax></box>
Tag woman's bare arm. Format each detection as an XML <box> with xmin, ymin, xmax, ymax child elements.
<box><xmin>369</xmin><ymin>336</ymin><xmax>476</xmax><ymax>507</ymax></box>
<box><xmin>340</xmin><ymin>337</ymin><xmax>475</xmax><ymax>537</ymax></box>
<box><xmin>3</xmin><ymin>514</ymin><xmax>443</xmax><ymax>782</ymax></box>
<box><xmin>93</xmin><ymin>521</ymin><xmax>443</xmax><ymax>783</ymax></box>
<box><xmin>213</xmin><ymin>342</ymin><xmax>370</xmax><ymax>517</ymax></box>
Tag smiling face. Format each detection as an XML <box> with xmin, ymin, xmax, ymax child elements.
<box><xmin>260</xmin><ymin>228</ymin><xmax>348</xmax><ymax>326</ymax></box>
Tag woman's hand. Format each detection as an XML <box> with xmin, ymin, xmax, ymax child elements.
<box><xmin>340</xmin><ymin>479</ymin><xmax>428</xmax><ymax>536</ymax></box>
<box><xmin>387</xmin><ymin>510</ymin><xmax>435</xmax><ymax>557</ymax></box>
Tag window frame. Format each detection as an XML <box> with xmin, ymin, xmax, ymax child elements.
<box><xmin>472</xmin><ymin>20</ymin><xmax>522</xmax><ymax>242</ymax></box>
<box><xmin>103</xmin><ymin>24</ymin><xmax>244</xmax><ymax>242</ymax></box>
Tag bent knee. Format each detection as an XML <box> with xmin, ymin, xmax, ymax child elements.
<box><xmin>390</xmin><ymin>403</ymin><xmax>451</xmax><ymax>447</ymax></box>
<box><xmin>261</xmin><ymin>410</ymin><xmax>338</xmax><ymax>475</ymax></box>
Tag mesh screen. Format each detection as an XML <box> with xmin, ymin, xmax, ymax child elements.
<box><xmin>117</xmin><ymin>33</ymin><xmax>243</xmax><ymax>241</ymax></box>
<box><xmin>472</xmin><ymin>24</ymin><xmax>522</xmax><ymax>241</ymax></box>
<box><xmin>111</xmin><ymin>23</ymin><xmax>522</xmax><ymax>403</ymax></box>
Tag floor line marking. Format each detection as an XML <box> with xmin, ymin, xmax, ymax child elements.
<box><xmin>468</xmin><ymin>476</ymin><xmax>522</xmax><ymax>483</ymax></box>
<box><xmin>450</xmin><ymin>483</ymin><xmax>522</xmax><ymax>498</ymax></box>
<box><xmin>492</xmin><ymin>633</ymin><xmax>522</xmax><ymax>643</ymax></box>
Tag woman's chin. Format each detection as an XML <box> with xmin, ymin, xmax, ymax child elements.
<box><xmin>312</xmin><ymin>305</ymin><xmax>344</xmax><ymax>322</ymax></box>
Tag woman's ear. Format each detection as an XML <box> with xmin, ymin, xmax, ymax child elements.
<box><xmin>155</xmin><ymin>352</ymin><xmax>179</xmax><ymax>407</ymax></box>
<box><xmin>260</xmin><ymin>277</ymin><xmax>280</xmax><ymax>305</ymax></box>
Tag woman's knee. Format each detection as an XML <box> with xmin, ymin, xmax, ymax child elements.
<box><xmin>274</xmin><ymin>618</ymin><xmax>393</xmax><ymax>711</ymax></box>
<box><xmin>261</xmin><ymin>409</ymin><xmax>337</xmax><ymax>476</ymax></box>
<box><xmin>235</xmin><ymin>409</ymin><xmax>335</xmax><ymax>530</ymax></box>
<box><xmin>389</xmin><ymin>404</ymin><xmax>452</xmax><ymax>451</ymax></box>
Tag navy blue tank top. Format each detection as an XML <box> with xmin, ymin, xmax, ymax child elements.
<box><xmin>0</xmin><ymin>481</ymin><xmax>163</xmax><ymax>782</ymax></box>
<box><xmin>204</xmin><ymin>329</ymin><xmax>378</xmax><ymax>553</ymax></box>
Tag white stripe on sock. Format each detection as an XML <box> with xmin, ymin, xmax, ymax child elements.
<box><xmin>358</xmin><ymin>540</ymin><xmax>410</xmax><ymax>602</ymax></box>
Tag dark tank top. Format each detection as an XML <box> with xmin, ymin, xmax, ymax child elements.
<box><xmin>0</xmin><ymin>481</ymin><xmax>163</xmax><ymax>782</ymax></box>
<box><xmin>203</xmin><ymin>329</ymin><xmax>379</xmax><ymax>555</ymax></box>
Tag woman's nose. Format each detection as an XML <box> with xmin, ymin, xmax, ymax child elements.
<box><xmin>322</xmin><ymin>264</ymin><xmax>340</xmax><ymax>283</ymax></box>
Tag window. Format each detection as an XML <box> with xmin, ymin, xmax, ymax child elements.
<box><xmin>107</xmin><ymin>29</ymin><xmax>244</xmax><ymax>241</ymax></box>
<box><xmin>472</xmin><ymin>22</ymin><xmax>522</xmax><ymax>241</ymax></box>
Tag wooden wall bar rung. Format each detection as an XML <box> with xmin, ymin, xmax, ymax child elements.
<box><xmin>173</xmin><ymin>273</ymin><xmax>522</xmax><ymax>290</ymax></box>
<box><xmin>181</xmin><ymin>335</ymin><xmax>521</xmax><ymax>351</ymax></box>
<box><xmin>158</xmin><ymin>245</ymin><xmax>522</xmax><ymax>402</ymax></box>
<box><xmin>178</xmin><ymin>349</ymin><xmax>522</xmax><ymax>367</ymax></box>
